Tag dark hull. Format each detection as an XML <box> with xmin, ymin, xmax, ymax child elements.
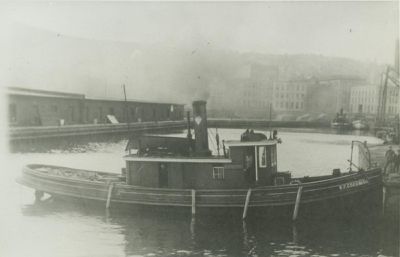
<box><xmin>17</xmin><ymin>164</ymin><xmax>383</xmax><ymax>219</ymax></box>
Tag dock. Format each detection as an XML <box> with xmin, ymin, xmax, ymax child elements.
<box><xmin>9</xmin><ymin>120</ymin><xmax>186</xmax><ymax>141</ymax></box>
<box><xmin>208</xmin><ymin>118</ymin><xmax>330</xmax><ymax>129</ymax></box>
<box><xmin>9</xmin><ymin>119</ymin><xmax>330</xmax><ymax>142</ymax></box>
<box><xmin>369</xmin><ymin>144</ymin><xmax>400</xmax><ymax>220</ymax></box>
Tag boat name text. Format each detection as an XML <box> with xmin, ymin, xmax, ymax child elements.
<box><xmin>339</xmin><ymin>178</ymin><xmax>369</xmax><ymax>190</ymax></box>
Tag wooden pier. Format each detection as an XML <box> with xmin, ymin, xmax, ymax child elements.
<box><xmin>9</xmin><ymin>119</ymin><xmax>331</xmax><ymax>142</ymax></box>
<box><xmin>9</xmin><ymin>120</ymin><xmax>186</xmax><ymax>141</ymax></box>
<box><xmin>369</xmin><ymin>144</ymin><xmax>400</xmax><ymax>219</ymax></box>
<box><xmin>208</xmin><ymin>118</ymin><xmax>330</xmax><ymax>129</ymax></box>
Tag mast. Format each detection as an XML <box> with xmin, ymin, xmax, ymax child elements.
<box><xmin>376</xmin><ymin>67</ymin><xmax>390</xmax><ymax>127</ymax></box>
<box><xmin>122</xmin><ymin>84</ymin><xmax>130</xmax><ymax>131</ymax></box>
<box><xmin>269</xmin><ymin>102</ymin><xmax>273</xmax><ymax>139</ymax></box>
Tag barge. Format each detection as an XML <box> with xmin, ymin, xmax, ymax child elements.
<box><xmin>17</xmin><ymin>101</ymin><xmax>383</xmax><ymax>220</ymax></box>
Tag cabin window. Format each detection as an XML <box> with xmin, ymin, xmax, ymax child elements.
<box><xmin>259</xmin><ymin>146</ymin><xmax>267</xmax><ymax>168</ymax></box>
<box><xmin>212</xmin><ymin>167</ymin><xmax>224</xmax><ymax>180</ymax></box>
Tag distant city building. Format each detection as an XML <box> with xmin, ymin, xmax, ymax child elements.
<box><xmin>209</xmin><ymin>64</ymin><xmax>277</xmax><ymax>119</ymax></box>
<box><xmin>350</xmin><ymin>85</ymin><xmax>379</xmax><ymax>115</ymax></box>
<box><xmin>350</xmin><ymin>84</ymin><xmax>399</xmax><ymax>116</ymax></box>
<box><xmin>306</xmin><ymin>77</ymin><xmax>365</xmax><ymax>116</ymax></box>
<box><xmin>272</xmin><ymin>79</ymin><xmax>310</xmax><ymax>114</ymax></box>
<box><xmin>236</xmin><ymin>78</ymin><xmax>274</xmax><ymax>118</ymax></box>
<box><xmin>208</xmin><ymin>62</ymin><xmax>372</xmax><ymax>120</ymax></box>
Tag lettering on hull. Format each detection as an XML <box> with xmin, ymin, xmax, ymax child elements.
<box><xmin>338</xmin><ymin>178</ymin><xmax>369</xmax><ymax>190</ymax></box>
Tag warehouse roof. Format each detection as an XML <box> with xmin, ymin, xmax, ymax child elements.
<box><xmin>7</xmin><ymin>87</ymin><xmax>85</xmax><ymax>99</ymax></box>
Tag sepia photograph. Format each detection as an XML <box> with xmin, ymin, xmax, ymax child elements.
<box><xmin>0</xmin><ymin>1</ymin><xmax>399</xmax><ymax>257</ymax></box>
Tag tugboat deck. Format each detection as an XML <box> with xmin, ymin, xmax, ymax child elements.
<box><xmin>123</xmin><ymin>155</ymin><xmax>232</xmax><ymax>163</ymax></box>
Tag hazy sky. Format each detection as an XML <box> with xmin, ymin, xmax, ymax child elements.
<box><xmin>1</xmin><ymin>1</ymin><xmax>398</xmax><ymax>64</ymax></box>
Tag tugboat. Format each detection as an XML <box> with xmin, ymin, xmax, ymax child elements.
<box><xmin>331</xmin><ymin>108</ymin><xmax>352</xmax><ymax>129</ymax></box>
<box><xmin>18</xmin><ymin>101</ymin><xmax>383</xmax><ymax>220</ymax></box>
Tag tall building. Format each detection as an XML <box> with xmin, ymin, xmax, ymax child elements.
<box><xmin>272</xmin><ymin>79</ymin><xmax>310</xmax><ymax>114</ymax></box>
<box><xmin>350</xmin><ymin>84</ymin><xmax>399</xmax><ymax>117</ymax></box>
<box><xmin>306</xmin><ymin>77</ymin><xmax>365</xmax><ymax>115</ymax></box>
<box><xmin>209</xmin><ymin>63</ymin><xmax>277</xmax><ymax>119</ymax></box>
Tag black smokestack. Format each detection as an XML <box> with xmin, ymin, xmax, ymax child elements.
<box><xmin>192</xmin><ymin>100</ymin><xmax>211</xmax><ymax>156</ymax></box>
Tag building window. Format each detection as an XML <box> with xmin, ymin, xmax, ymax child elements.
<box><xmin>99</xmin><ymin>107</ymin><xmax>103</xmax><ymax>122</ymax></box>
<box><xmin>51</xmin><ymin>105</ymin><xmax>58</xmax><ymax>112</ymax></box>
<box><xmin>259</xmin><ymin>146</ymin><xmax>267</xmax><ymax>168</ymax></box>
<box><xmin>86</xmin><ymin>106</ymin><xmax>89</xmax><ymax>122</ymax></box>
<box><xmin>212</xmin><ymin>167</ymin><xmax>224</xmax><ymax>180</ymax></box>
<box><xmin>9</xmin><ymin>103</ymin><xmax>17</xmax><ymax>123</ymax></box>
<box><xmin>69</xmin><ymin>106</ymin><xmax>75</xmax><ymax>122</ymax></box>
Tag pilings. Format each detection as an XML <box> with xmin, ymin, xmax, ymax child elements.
<box><xmin>382</xmin><ymin>182</ymin><xmax>400</xmax><ymax>219</ymax></box>
<box><xmin>242</xmin><ymin>188</ymin><xmax>252</xmax><ymax>220</ymax></box>
<box><xmin>106</xmin><ymin>183</ymin><xmax>115</xmax><ymax>209</ymax></box>
<box><xmin>191</xmin><ymin>189</ymin><xmax>196</xmax><ymax>216</ymax></box>
<box><xmin>383</xmin><ymin>186</ymin><xmax>387</xmax><ymax>215</ymax></box>
<box><xmin>292</xmin><ymin>186</ymin><xmax>303</xmax><ymax>221</ymax></box>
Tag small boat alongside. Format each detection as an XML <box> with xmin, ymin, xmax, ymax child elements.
<box><xmin>17</xmin><ymin>101</ymin><xmax>383</xmax><ymax>220</ymax></box>
<box><xmin>352</xmin><ymin>119</ymin><xmax>369</xmax><ymax>130</ymax></box>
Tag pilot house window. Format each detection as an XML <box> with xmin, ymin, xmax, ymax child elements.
<box><xmin>212</xmin><ymin>167</ymin><xmax>224</xmax><ymax>180</ymax></box>
<box><xmin>271</xmin><ymin>146</ymin><xmax>277</xmax><ymax>167</ymax></box>
<box><xmin>259</xmin><ymin>146</ymin><xmax>267</xmax><ymax>168</ymax></box>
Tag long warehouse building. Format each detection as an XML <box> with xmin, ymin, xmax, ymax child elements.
<box><xmin>7</xmin><ymin>87</ymin><xmax>184</xmax><ymax>127</ymax></box>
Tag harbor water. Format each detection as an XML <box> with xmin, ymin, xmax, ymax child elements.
<box><xmin>1</xmin><ymin>128</ymin><xmax>398</xmax><ymax>257</ymax></box>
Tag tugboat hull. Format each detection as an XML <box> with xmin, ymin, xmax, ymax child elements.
<box><xmin>17</xmin><ymin>164</ymin><xmax>383</xmax><ymax>219</ymax></box>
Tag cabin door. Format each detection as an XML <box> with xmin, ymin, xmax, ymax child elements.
<box><xmin>244</xmin><ymin>147</ymin><xmax>256</xmax><ymax>185</ymax></box>
<box><xmin>158</xmin><ymin>163</ymin><xmax>169</xmax><ymax>188</ymax></box>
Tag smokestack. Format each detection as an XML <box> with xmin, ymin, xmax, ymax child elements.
<box><xmin>192</xmin><ymin>100</ymin><xmax>211</xmax><ymax>156</ymax></box>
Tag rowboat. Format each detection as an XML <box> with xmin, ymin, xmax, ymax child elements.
<box><xmin>17</xmin><ymin>101</ymin><xmax>383</xmax><ymax>220</ymax></box>
<box><xmin>352</xmin><ymin>119</ymin><xmax>369</xmax><ymax>130</ymax></box>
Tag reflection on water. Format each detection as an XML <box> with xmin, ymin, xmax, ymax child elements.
<box><xmin>17</xmin><ymin>200</ymin><xmax>397</xmax><ymax>257</ymax></box>
<box><xmin>3</xmin><ymin>128</ymin><xmax>398</xmax><ymax>257</ymax></box>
